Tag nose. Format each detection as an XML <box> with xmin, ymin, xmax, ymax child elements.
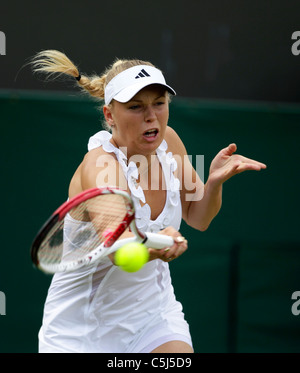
<box><xmin>144</xmin><ymin>105</ymin><xmax>156</xmax><ymax>122</ymax></box>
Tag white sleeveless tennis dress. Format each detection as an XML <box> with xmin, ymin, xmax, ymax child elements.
<box><xmin>38</xmin><ymin>130</ymin><xmax>193</xmax><ymax>353</ymax></box>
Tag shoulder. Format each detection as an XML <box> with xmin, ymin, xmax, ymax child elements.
<box><xmin>164</xmin><ymin>126</ymin><xmax>188</xmax><ymax>156</ymax></box>
<box><xmin>69</xmin><ymin>146</ymin><xmax>128</xmax><ymax>197</ymax></box>
<box><xmin>82</xmin><ymin>146</ymin><xmax>115</xmax><ymax>170</ymax></box>
<box><xmin>78</xmin><ymin>147</ymin><xmax>111</xmax><ymax>184</ymax></box>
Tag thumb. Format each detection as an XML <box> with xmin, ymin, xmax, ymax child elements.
<box><xmin>223</xmin><ymin>143</ymin><xmax>237</xmax><ymax>156</ymax></box>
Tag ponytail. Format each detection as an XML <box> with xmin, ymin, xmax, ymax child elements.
<box><xmin>31</xmin><ymin>50</ymin><xmax>154</xmax><ymax>102</ymax></box>
<box><xmin>31</xmin><ymin>49</ymin><xmax>106</xmax><ymax>100</ymax></box>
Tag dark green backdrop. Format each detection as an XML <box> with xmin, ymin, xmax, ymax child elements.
<box><xmin>0</xmin><ymin>90</ymin><xmax>299</xmax><ymax>352</ymax></box>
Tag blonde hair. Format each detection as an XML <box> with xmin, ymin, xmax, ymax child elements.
<box><xmin>30</xmin><ymin>50</ymin><xmax>155</xmax><ymax>102</ymax></box>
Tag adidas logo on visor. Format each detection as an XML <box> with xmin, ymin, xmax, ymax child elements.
<box><xmin>135</xmin><ymin>69</ymin><xmax>150</xmax><ymax>79</ymax></box>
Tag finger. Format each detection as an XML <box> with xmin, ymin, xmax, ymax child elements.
<box><xmin>148</xmin><ymin>247</ymin><xmax>165</xmax><ymax>261</ymax></box>
<box><xmin>221</xmin><ymin>143</ymin><xmax>237</xmax><ymax>157</ymax></box>
<box><xmin>163</xmin><ymin>245</ymin><xmax>178</xmax><ymax>259</ymax></box>
<box><xmin>235</xmin><ymin>161</ymin><xmax>267</xmax><ymax>173</ymax></box>
<box><xmin>164</xmin><ymin>237</ymin><xmax>188</xmax><ymax>259</ymax></box>
<box><xmin>165</xmin><ymin>242</ymin><xmax>187</xmax><ymax>262</ymax></box>
<box><xmin>239</xmin><ymin>156</ymin><xmax>267</xmax><ymax>169</ymax></box>
<box><xmin>250</xmin><ymin>161</ymin><xmax>267</xmax><ymax>169</ymax></box>
<box><xmin>166</xmin><ymin>256</ymin><xmax>176</xmax><ymax>262</ymax></box>
<box><xmin>174</xmin><ymin>236</ymin><xmax>186</xmax><ymax>244</ymax></box>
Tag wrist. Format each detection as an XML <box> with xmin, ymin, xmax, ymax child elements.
<box><xmin>206</xmin><ymin>173</ymin><xmax>223</xmax><ymax>192</ymax></box>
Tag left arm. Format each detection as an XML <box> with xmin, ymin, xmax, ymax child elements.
<box><xmin>166</xmin><ymin>127</ymin><xmax>267</xmax><ymax>231</ymax></box>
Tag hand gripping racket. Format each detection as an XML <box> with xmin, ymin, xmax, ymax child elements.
<box><xmin>31</xmin><ymin>187</ymin><xmax>174</xmax><ymax>274</ymax></box>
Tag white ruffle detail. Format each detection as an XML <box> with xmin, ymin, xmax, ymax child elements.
<box><xmin>88</xmin><ymin>130</ymin><xmax>112</xmax><ymax>152</ymax></box>
<box><xmin>134</xmin><ymin>204</ymin><xmax>151</xmax><ymax>233</ymax></box>
<box><xmin>127</xmin><ymin>161</ymin><xmax>146</xmax><ymax>204</ymax></box>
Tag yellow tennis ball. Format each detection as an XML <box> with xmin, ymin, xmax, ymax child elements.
<box><xmin>115</xmin><ymin>242</ymin><xmax>149</xmax><ymax>272</ymax></box>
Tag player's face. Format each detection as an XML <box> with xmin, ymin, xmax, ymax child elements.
<box><xmin>105</xmin><ymin>85</ymin><xmax>169</xmax><ymax>159</ymax></box>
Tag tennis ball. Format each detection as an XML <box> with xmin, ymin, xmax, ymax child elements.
<box><xmin>115</xmin><ymin>242</ymin><xmax>149</xmax><ymax>272</ymax></box>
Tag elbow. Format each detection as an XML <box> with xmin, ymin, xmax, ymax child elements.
<box><xmin>198</xmin><ymin>224</ymin><xmax>209</xmax><ymax>232</ymax></box>
<box><xmin>186</xmin><ymin>215</ymin><xmax>211</xmax><ymax>232</ymax></box>
<box><xmin>189</xmin><ymin>221</ymin><xmax>210</xmax><ymax>232</ymax></box>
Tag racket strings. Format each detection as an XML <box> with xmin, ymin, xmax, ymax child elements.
<box><xmin>37</xmin><ymin>193</ymin><xmax>129</xmax><ymax>265</ymax></box>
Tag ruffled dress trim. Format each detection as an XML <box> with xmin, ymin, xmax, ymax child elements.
<box><xmin>88</xmin><ymin>130</ymin><xmax>181</xmax><ymax>233</ymax></box>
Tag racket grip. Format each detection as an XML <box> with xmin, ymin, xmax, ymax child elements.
<box><xmin>143</xmin><ymin>232</ymin><xmax>174</xmax><ymax>249</ymax></box>
<box><xmin>107</xmin><ymin>232</ymin><xmax>174</xmax><ymax>256</ymax></box>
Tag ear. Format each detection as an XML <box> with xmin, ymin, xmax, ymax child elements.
<box><xmin>103</xmin><ymin>105</ymin><xmax>115</xmax><ymax>127</ymax></box>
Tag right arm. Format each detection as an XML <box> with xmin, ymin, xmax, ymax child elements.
<box><xmin>69</xmin><ymin>147</ymin><xmax>187</xmax><ymax>264</ymax></box>
<box><xmin>69</xmin><ymin>148</ymin><xmax>132</xmax><ymax>262</ymax></box>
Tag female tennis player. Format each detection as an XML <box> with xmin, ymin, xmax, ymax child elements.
<box><xmin>31</xmin><ymin>50</ymin><xmax>266</xmax><ymax>353</ymax></box>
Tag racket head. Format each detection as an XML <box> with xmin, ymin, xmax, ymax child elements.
<box><xmin>31</xmin><ymin>187</ymin><xmax>136</xmax><ymax>274</ymax></box>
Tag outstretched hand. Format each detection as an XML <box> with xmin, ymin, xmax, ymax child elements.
<box><xmin>209</xmin><ymin>143</ymin><xmax>267</xmax><ymax>185</ymax></box>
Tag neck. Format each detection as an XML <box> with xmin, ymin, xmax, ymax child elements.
<box><xmin>110</xmin><ymin>137</ymin><xmax>156</xmax><ymax>167</ymax></box>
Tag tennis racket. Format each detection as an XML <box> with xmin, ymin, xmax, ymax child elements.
<box><xmin>31</xmin><ymin>187</ymin><xmax>174</xmax><ymax>274</ymax></box>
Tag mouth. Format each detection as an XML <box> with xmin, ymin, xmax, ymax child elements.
<box><xmin>142</xmin><ymin>128</ymin><xmax>159</xmax><ymax>141</ymax></box>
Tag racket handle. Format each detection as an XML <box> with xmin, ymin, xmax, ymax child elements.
<box><xmin>107</xmin><ymin>232</ymin><xmax>174</xmax><ymax>255</ymax></box>
<box><xmin>143</xmin><ymin>232</ymin><xmax>174</xmax><ymax>249</ymax></box>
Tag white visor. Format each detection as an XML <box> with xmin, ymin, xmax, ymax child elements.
<box><xmin>104</xmin><ymin>65</ymin><xmax>176</xmax><ymax>105</ymax></box>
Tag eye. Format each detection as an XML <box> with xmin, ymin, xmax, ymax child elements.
<box><xmin>129</xmin><ymin>104</ymin><xmax>141</xmax><ymax>110</ymax></box>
